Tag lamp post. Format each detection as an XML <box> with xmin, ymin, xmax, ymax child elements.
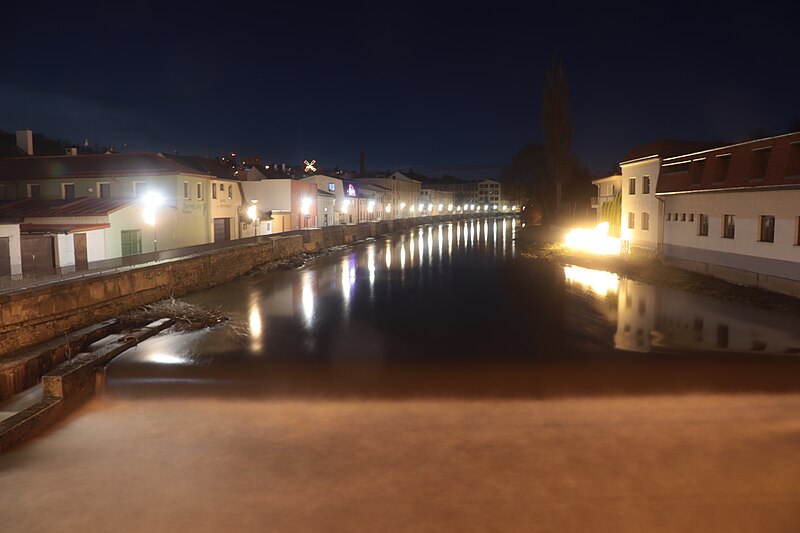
<box><xmin>247</xmin><ymin>200</ymin><xmax>259</xmax><ymax>236</ymax></box>
<box><xmin>142</xmin><ymin>191</ymin><xmax>163</xmax><ymax>253</ymax></box>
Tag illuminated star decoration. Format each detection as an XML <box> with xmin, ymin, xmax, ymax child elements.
<box><xmin>304</xmin><ymin>159</ymin><xmax>317</xmax><ymax>173</ymax></box>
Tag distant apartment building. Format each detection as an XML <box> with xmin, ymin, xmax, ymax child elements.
<box><xmin>356</xmin><ymin>172</ymin><xmax>421</xmax><ymax>219</ymax></box>
<box><xmin>423</xmin><ymin>178</ymin><xmax>502</xmax><ymax>209</ymax></box>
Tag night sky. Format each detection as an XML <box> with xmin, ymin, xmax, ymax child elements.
<box><xmin>1</xmin><ymin>1</ymin><xmax>798</xmax><ymax>178</ymax></box>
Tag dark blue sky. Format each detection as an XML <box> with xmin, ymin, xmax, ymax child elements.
<box><xmin>1</xmin><ymin>1</ymin><xmax>798</xmax><ymax>178</ymax></box>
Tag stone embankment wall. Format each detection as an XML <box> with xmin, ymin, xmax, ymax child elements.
<box><xmin>0</xmin><ymin>216</ymin><xmax>451</xmax><ymax>358</ymax></box>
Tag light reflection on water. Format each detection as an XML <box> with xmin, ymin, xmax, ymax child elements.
<box><xmin>563</xmin><ymin>264</ymin><xmax>800</xmax><ymax>355</ymax></box>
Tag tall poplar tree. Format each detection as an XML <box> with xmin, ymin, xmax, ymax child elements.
<box><xmin>541</xmin><ymin>58</ymin><xmax>573</xmax><ymax>223</ymax></box>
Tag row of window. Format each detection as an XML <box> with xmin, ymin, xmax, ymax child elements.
<box><xmin>628</xmin><ymin>176</ymin><xmax>651</xmax><ymax>195</ymax></box>
<box><xmin>633</xmin><ymin>211</ymin><xmax>795</xmax><ymax>244</ymax></box>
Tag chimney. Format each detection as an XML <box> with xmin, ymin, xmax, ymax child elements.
<box><xmin>65</xmin><ymin>147</ymin><xmax>78</xmax><ymax>156</ymax></box>
<box><xmin>16</xmin><ymin>129</ymin><xmax>33</xmax><ymax>155</ymax></box>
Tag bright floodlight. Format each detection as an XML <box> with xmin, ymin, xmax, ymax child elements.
<box><xmin>400</xmin><ymin>202</ymin><xmax>406</xmax><ymax>210</ymax></box>
<box><xmin>246</xmin><ymin>204</ymin><xmax>258</xmax><ymax>222</ymax></box>
<box><xmin>564</xmin><ymin>221</ymin><xmax>621</xmax><ymax>255</ymax></box>
<box><xmin>301</xmin><ymin>196</ymin><xmax>312</xmax><ymax>215</ymax></box>
<box><xmin>141</xmin><ymin>191</ymin><xmax>163</xmax><ymax>226</ymax></box>
<box><xmin>342</xmin><ymin>199</ymin><xmax>350</xmax><ymax>213</ymax></box>
<box><xmin>385</xmin><ymin>203</ymin><xmax>392</xmax><ymax>213</ymax></box>
<box><xmin>367</xmin><ymin>200</ymin><xmax>375</xmax><ymax>213</ymax></box>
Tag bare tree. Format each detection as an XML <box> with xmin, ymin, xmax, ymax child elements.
<box><xmin>541</xmin><ymin>58</ymin><xmax>573</xmax><ymax>224</ymax></box>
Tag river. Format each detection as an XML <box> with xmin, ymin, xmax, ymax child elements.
<box><xmin>2</xmin><ymin>217</ymin><xmax>800</xmax><ymax>532</ymax></box>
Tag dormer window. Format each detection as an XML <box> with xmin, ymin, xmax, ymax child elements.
<box><xmin>752</xmin><ymin>147</ymin><xmax>771</xmax><ymax>180</ymax></box>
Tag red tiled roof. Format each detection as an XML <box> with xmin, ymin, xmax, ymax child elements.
<box><xmin>20</xmin><ymin>223</ymin><xmax>110</xmax><ymax>234</ymax></box>
<box><xmin>621</xmin><ymin>140</ymin><xmax>723</xmax><ymax>164</ymax></box>
<box><xmin>0</xmin><ymin>197</ymin><xmax>136</xmax><ymax>218</ymax></box>
<box><xmin>0</xmin><ymin>152</ymin><xmax>211</xmax><ymax>181</ymax></box>
<box><xmin>656</xmin><ymin>132</ymin><xmax>800</xmax><ymax>194</ymax></box>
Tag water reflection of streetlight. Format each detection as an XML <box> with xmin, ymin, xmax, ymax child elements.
<box><xmin>142</xmin><ymin>191</ymin><xmax>163</xmax><ymax>252</ymax></box>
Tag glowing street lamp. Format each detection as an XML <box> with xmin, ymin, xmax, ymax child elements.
<box><xmin>367</xmin><ymin>200</ymin><xmax>375</xmax><ymax>213</ymax></box>
<box><xmin>447</xmin><ymin>204</ymin><xmax>453</xmax><ymax>212</ymax></box>
<box><xmin>247</xmin><ymin>199</ymin><xmax>259</xmax><ymax>236</ymax></box>
<box><xmin>385</xmin><ymin>203</ymin><xmax>392</xmax><ymax>213</ymax></box>
<box><xmin>142</xmin><ymin>191</ymin><xmax>163</xmax><ymax>252</ymax></box>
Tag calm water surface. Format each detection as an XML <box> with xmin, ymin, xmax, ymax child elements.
<box><xmin>3</xmin><ymin>217</ymin><xmax>800</xmax><ymax>532</ymax></box>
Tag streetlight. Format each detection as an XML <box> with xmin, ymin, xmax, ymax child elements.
<box><xmin>247</xmin><ymin>199</ymin><xmax>259</xmax><ymax>236</ymax></box>
<box><xmin>142</xmin><ymin>191</ymin><xmax>163</xmax><ymax>252</ymax></box>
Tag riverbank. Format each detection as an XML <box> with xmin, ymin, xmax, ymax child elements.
<box><xmin>517</xmin><ymin>225</ymin><xmax>800</xmax><ymax>316</ymax></box>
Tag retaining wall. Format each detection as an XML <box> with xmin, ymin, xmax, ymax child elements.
<box><xmin>0</xmin><ymin>215</ymin><xmax>463</xmax><ymax>358</ymax></box>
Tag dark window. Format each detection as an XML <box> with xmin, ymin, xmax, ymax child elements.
<box><xmin>121</xmin><ymin>229</ymin><xmax>142</xmax><ymax>256</ymax></box>
<box><xmin>759</xmin><ymin>215</ymin><xmax>775</xmax><ymax>243</ymax></box>
<box><xmin>212</xmin><ymin>183</ymin><xmax>217</xmax><ymax>199</ymax></box>
<box><xmin>796</xmin><ymin>217</ymin><xmax>800</xmax><ymax>246</ymax></box>
<box><xmin>714</xmin><ymin>155</ymin><xmax>731</xmax><ymax>182</ymax></box>
<box><xmin>184</xmin><ymin>182</ymin><xmax>189</xmax><ymax>199</ymax></box>
<box><xmin>752</xmin><ymin>148</ymin><xmax>771</xmax><ymax>180</ymax></box>
<box><xmin>642</xmin><ymin>212</ymin><xmax>650</xmax><ymax>230</ymax></box>
<box><xmin>681</xmin><ymin>213</ymin><xmax>686</xmax><ymax>221</ymax></box>
<box><xmin>642</xmin><ymin>176</ymin><xmax>651</xmax><ymax>194</ymax></box>
<box><xmin>628</xmin><ymin>212</ymin><xmax>635</xmax><ymax>229</ymax></box>
<box><xmin>133</xmin><ymin>182</ymin><xmax>146</xmax><ymax>197</ymax></box>
<box><xmin>717</xmin><ymin>324</ymin><xmax>729</xmax><ymax>349</ymax></box>
<box><xmin>723</xmin><ymin>214</ymin><xmax>735</xmax><ymax>239</ymax></box>
<box><xmin>789</xmin><ymin>143</ymin><xmax>800</xmax><ymax>176</ymax></box>
<box><xmin>28</xmin><ymin>184</ymin><xmax>40</xmax><ymax>199</ymax></box>
<box><xmin>628</xmin><ymin>178</ymin><xmax>636</xmax><ymax>195</ymax></box>
<box><xmin>699</xmin><ymin>214</ymin><xmax>709</xmax><ymax>236</ymax></box>
<box><xmin>99</xmin><ymin>183</ymin><xmax>111</xmax><ymax>199</ymax></box>
<box><xmin>666</xmin><ymin>213</ymin><xmax>671</xmax><ymax>221</ymax></box>
<box><xmin>197</xmin><ymin>183</ymin><xmax>203</xmax><ymax>199</ymax></box>
<box><xmin>63</xmin><ymin>184</ymin><xmax>75</xmax><ymax>199</ymax></box>
<box><xmin>689</xmin><ymin>214</ymin><xmax>694</xmax><ymax>222</ymax></box>
<box><xmin>689</xmin><ymin>159</ymin><xmax>706</xmax><ymax>184</ymax></box>
<box><xmin>228</xmin><ymin>185</ymin><xmax>233</xmax><ymax>199</ymax></box>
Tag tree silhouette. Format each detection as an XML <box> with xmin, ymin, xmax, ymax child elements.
<box><xmin>541</xmin><ymin>58</ymin><xmax>573</xmax><ymax>224</ymax></box>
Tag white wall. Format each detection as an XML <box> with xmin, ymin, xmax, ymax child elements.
<box><xmin>241</xmin><ymin>180</ymin><xmax>292</xmax><ymax>212</ymax></box>
<box><xmin>620</xmin><ymin>159</ymin><xmax>661</xmax><ymax>250</ymax></box>
<box><xmin>662</xmin><ymin>189</ymin><xmax>800</xmax><ymax>262</ymax></box>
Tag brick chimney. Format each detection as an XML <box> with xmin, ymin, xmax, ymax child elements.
<box><xmin>16</xmin><ymin>129</ymin><xmax>33</xmax><ymax>155</ymax></box>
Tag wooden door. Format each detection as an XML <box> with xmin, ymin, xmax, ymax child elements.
<box><xmin>74</xmin><ymin>233</ymin><xmax>88</xmax><ymax>270</ymax></box>
<box><xmin>0</xmin><ymin>237</ymin><xmax>10</xmax><ymax>276</ymax></box>
<box><xmin>213</xmin><ymin>218</ymin><xmax>231</xmax><ymax>242</ymax></box>
<box><xmin>21</xmin><ymin>235</ymin><xmax>55</xmax><ymax>274</ymax></box>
